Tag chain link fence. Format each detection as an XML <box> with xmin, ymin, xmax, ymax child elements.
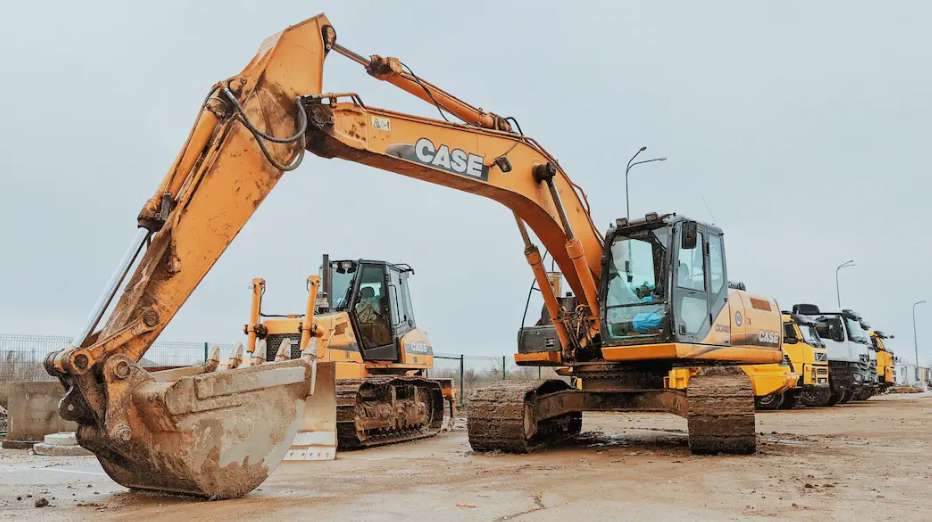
<box><xmin>0</xmin><ymin>335</ymin><xmax>560</xmax><ymax>404</ymax></box>
<box><xmin>0</xmin><ymin>334</ymin><xmax>238</xmax><ymax>383</ymax></box>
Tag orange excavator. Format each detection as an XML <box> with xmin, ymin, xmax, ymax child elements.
<box><xmin>46</xmin><ymin>13</ymin><xmax>783</xmax><ymax>499</ymax></box>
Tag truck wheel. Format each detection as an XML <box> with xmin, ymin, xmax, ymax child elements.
<box><xmin>754</xmin><ymin>393</ymin><xmax>784</xmax><ymax>410</ymax></box>
<box><xmin>838</xmin><ymin>388</ymin><xmax>852</xmax><ymax>404</ymax></box>
<box><xmin>826</xmin><ymin>387</ymin><xmax>845</xmax><ymax>406</ymax></box>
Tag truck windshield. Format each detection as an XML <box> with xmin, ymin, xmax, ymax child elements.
<box><xmin>845</xmin><ymin>317</ymin><xmax>869</xmax><ymax>344</ymax></box>
<box><xmin>814</xmin><ymin>316</ymin><xmax>843</xmax><ymax>343</ymax></box>
<box><xmin>604</xmin><ymin>227</ymin><xmax>670</xmax><ymax>340</ymax></box>
<box><xmin>800</xmin><ymin>324</ymin><xmax>822</xmax><ymax>347</ymax></box>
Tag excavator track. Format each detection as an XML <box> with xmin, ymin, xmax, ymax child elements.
<box><xmin>686</xmin><ymin>367</ymin><xmax>757</xmax><ymax>454</ymax></box>
<box><xmin>467</xmin><ymin>380</ymin><xmax>581</xmax><ymax>453</ymax></box>
<box><xmin>336</xmin><ymin>376</ymin><xmax>445</xmax><ymax>449</ymax></box>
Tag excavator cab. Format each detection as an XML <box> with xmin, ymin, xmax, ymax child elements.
<box><xmin>321</xmin><ymin>258</ymin><xmax>417</xmax><ymax>362</ymax></box>
<box><xmin>601</xmin><ymin>213</ymin><xmax>731</xmax><ymax>351</ymax></box>
<box><xmin>601</xmin><ymin>214</ymin><xmax>748</xmax><ymax>354</ymax></box>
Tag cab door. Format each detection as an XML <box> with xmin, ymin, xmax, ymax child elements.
<box><xmin>672</xmin><ymin>222</ymin><xmax>710</xmax><ymax>342</ymax></box>
<box><xmin>349</xmin><ymin>262</ymin><xmax>398</xmax><ymax>361</ymax></box>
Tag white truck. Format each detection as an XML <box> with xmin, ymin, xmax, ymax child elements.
<box><xmin>793</xmin><ymin>305</ymin><xmax>874</xmax><ymax>404</ymax></box>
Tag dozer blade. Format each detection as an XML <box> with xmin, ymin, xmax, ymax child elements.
<box><xmin>70</xmin><ymin>355</ymin><xmax>319</xmax><ymax>499</ymax></box>
<box><xmin>284</xmin><ymin>362</ymin><xmax>337</xmax><ymax>461</ymax></box>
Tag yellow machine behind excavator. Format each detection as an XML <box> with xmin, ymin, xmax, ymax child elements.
<box><xmin>244</xmin><ymin>255</ymin><xmax>454</xmax><ymax>450</ymax></box>
<box><xmin>869</xmin><ymin>330</ymin><xmax>897</xmax><ymax>392</ymax></box>
<box><xmin>46</xmin><ymin>13</ymin><xmax>785</xmax><ymax>499</ymax></box>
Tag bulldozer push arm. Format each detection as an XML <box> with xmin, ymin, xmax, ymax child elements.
<box><xmin>45</xmin><ymin>13</ymin><xmax>606</xmax><ymax>498</ymax></box>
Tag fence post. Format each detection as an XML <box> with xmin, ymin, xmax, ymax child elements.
<box><xmin>459</xmin><ymin>354</ymin><xmax>465</xmax><ymax>406</ymax></box>
<box><xmin>203</xmin><ymin>342</ymin><xmax>208</xmax><ymax>362</ymax></box>
<box><xmin>502</xmin><ymin>355</ymin><xmax>506</xmax><ymax>380</ymax></box>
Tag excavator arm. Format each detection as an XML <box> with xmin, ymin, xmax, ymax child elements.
<box><xmin>46</xmin><ymin>13</ymin><xmax>605</xmax><ymax>499</ymax></box>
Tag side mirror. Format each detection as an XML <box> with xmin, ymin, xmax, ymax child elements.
<box><xmin>681</xmin><ymin>221</ymin><xmax>698</xmax><ymax>250</ymax></box>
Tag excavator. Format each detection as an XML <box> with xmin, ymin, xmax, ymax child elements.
<box><xmin>44</xmin><ymin>13</ymin><xmax>784</xmax><ymax>499</ymax></box>
<box><xmin>243</xmin><ymin>255</ymin><xmax>455</xmax><ymax>449</ymax></box>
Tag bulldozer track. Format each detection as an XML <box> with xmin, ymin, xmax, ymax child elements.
<box><xmin>467</xmin><ymin>381</ymin><xmax>581</xmax><ymax>453</ymax></box>
<box><xmin>686</xmin><ymin>367</ymin><xmax>757</xmax><ymax>454</ymax></box>
<box><xmin>336</xmin><ymin>376</ymin><xmax>445</xmax><ymax>450</ymax></box>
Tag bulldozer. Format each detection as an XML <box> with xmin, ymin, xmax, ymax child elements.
<box><xmin>45</xmin><ymin>13</ymin><xmax>784</xmax><ymax>499</ymax></box>
<box><xmin>243</xmin><ymin>255</ymin><xmax>454</xmax><ymax>449</ymax></box>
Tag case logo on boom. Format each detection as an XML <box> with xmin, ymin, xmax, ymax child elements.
<box><xmin>386</xmin><ymin>138</ymin><xmax>488</xmax><ymax>180</ymax></box>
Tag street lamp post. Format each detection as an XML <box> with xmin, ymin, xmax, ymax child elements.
<box><xmin>834</xmin><ymin>259</ymin><xmax>855</xmax><ymax>308</ymax></box>
<box><xmin>914</xmin><ymin>299</ymin><xmax>926</xmax><ymax>382</ymax></box>
<box><xmin>625</xmin><ymin>146</ymin><xmax>667</xmax><ymax>222</ymax></box>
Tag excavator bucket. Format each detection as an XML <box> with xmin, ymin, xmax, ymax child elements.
<box><xmin>46</xmin><ymin>13</ymin><xmax>340</xmax><ymax>499</ymax></box>
<box><xmin>70</xmin><ymin>354</ymin><xmax>326</xmax><ymax>499</ymax></box>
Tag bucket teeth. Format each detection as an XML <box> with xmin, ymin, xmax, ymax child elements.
<box><xmin>248</xmin><ymin>339</ymin><xmax>267</xmax><ymax>366</ymax></box>
<box><xmin>204</xmin><ymin>345</ymin><xmax>222</xmax><ymax>372</ymax></box>
<box><xmin>225</xmin><ymin>342</ymin><xmax>244</xmax><ymax>370</ymax></box>
<box><xmin>275</xmin><ymin>338</ymin><xmax>293</xmax><ymax>361</ymax></box>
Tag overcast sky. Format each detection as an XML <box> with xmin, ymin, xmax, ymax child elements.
<box><xmin>1</xmin><ymin>1</ymin><xmax>929</xmax><ymax>363</ymax></box>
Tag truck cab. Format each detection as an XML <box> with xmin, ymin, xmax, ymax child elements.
<box><xmin>869</xmin><ymin>330</ymin><xmax>896</xmax><ymax>392</ymax></box>
<box><xmin>794</xmin><ymin>305</ymin><xmax>873</xmax><ymax>404</ymax></box>
<box><xmin>782</xmin><ymin>312</ymin><xmax>831</xmax><ymax>406</ymax></box>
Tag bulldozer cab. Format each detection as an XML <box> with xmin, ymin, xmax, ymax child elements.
<box><xmin>322</xmin><ymin>257</ymin><xmax>416</xmax><ymax>362</ymax></box>
<box><xmin>601</xmin><ymin>214</ymin><xmax>727</xmax><ymax>346</ymax></box>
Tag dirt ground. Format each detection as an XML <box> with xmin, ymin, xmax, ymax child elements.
<box><xmin>0</xmin><ymin>392</ymin><xmax>928</xmax><ymax>521</ymax></box>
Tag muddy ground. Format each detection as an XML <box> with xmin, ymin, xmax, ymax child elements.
<box><xmin>0</xmin><ymin>392</ymin><xmax>928</xmax><ymax>521</ymax></box>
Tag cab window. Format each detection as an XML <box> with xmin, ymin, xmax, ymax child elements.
<box><xmin>783</xmin><ymin>322</ymin><xmax>798</xmax><ymax>342</ymax></box>
<box><xmin>676</xmin><ymin>231</ymin><xmax>707</xmax><ymax>335</ymax></box>
<box><xmin>354</xmin><ymin>264</ymin><xmax>392</xmax><ymax>347</ymax></box>
<box><xmin>677</xmin><ymin>232</ymin><xmax>706</xmax><ymax>291</ymax></box>
<box><xmin>388</xmin><ymin>268</ymin><xmax>403</xmax><ymax>326</ymax></box>
<box><xmin>400</xmin><ymin>272</ymin><xmax>416</xmax><ymax>326</ymax></box>
<box><xmin>708</xmin><ymin>234</ymin><xmax>725</xmax><ymax>294</ymax></box>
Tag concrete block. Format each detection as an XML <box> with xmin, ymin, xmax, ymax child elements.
<box><xmin>1</xmin><ymin>439</ymin><xmax>35</xmax><ymax>450</ymax></box>
<box><xmin>0</xmin><ymin>381</ymin><xmax>11</xmax><ymax>409</ymax></box>
<box><xmin>43</xmin><ymin>432</ymin><xmax>78</xmax><ymax>446</ymax></box>
<box><xmin>32</xmin><ymin>442</ymin><xmax>92</xmax><ymax>457</ymax></box>
<box><xmin>5</xmin><ymin>381</ymin><xmax>76</xmax><ymax>445</ymax></box>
